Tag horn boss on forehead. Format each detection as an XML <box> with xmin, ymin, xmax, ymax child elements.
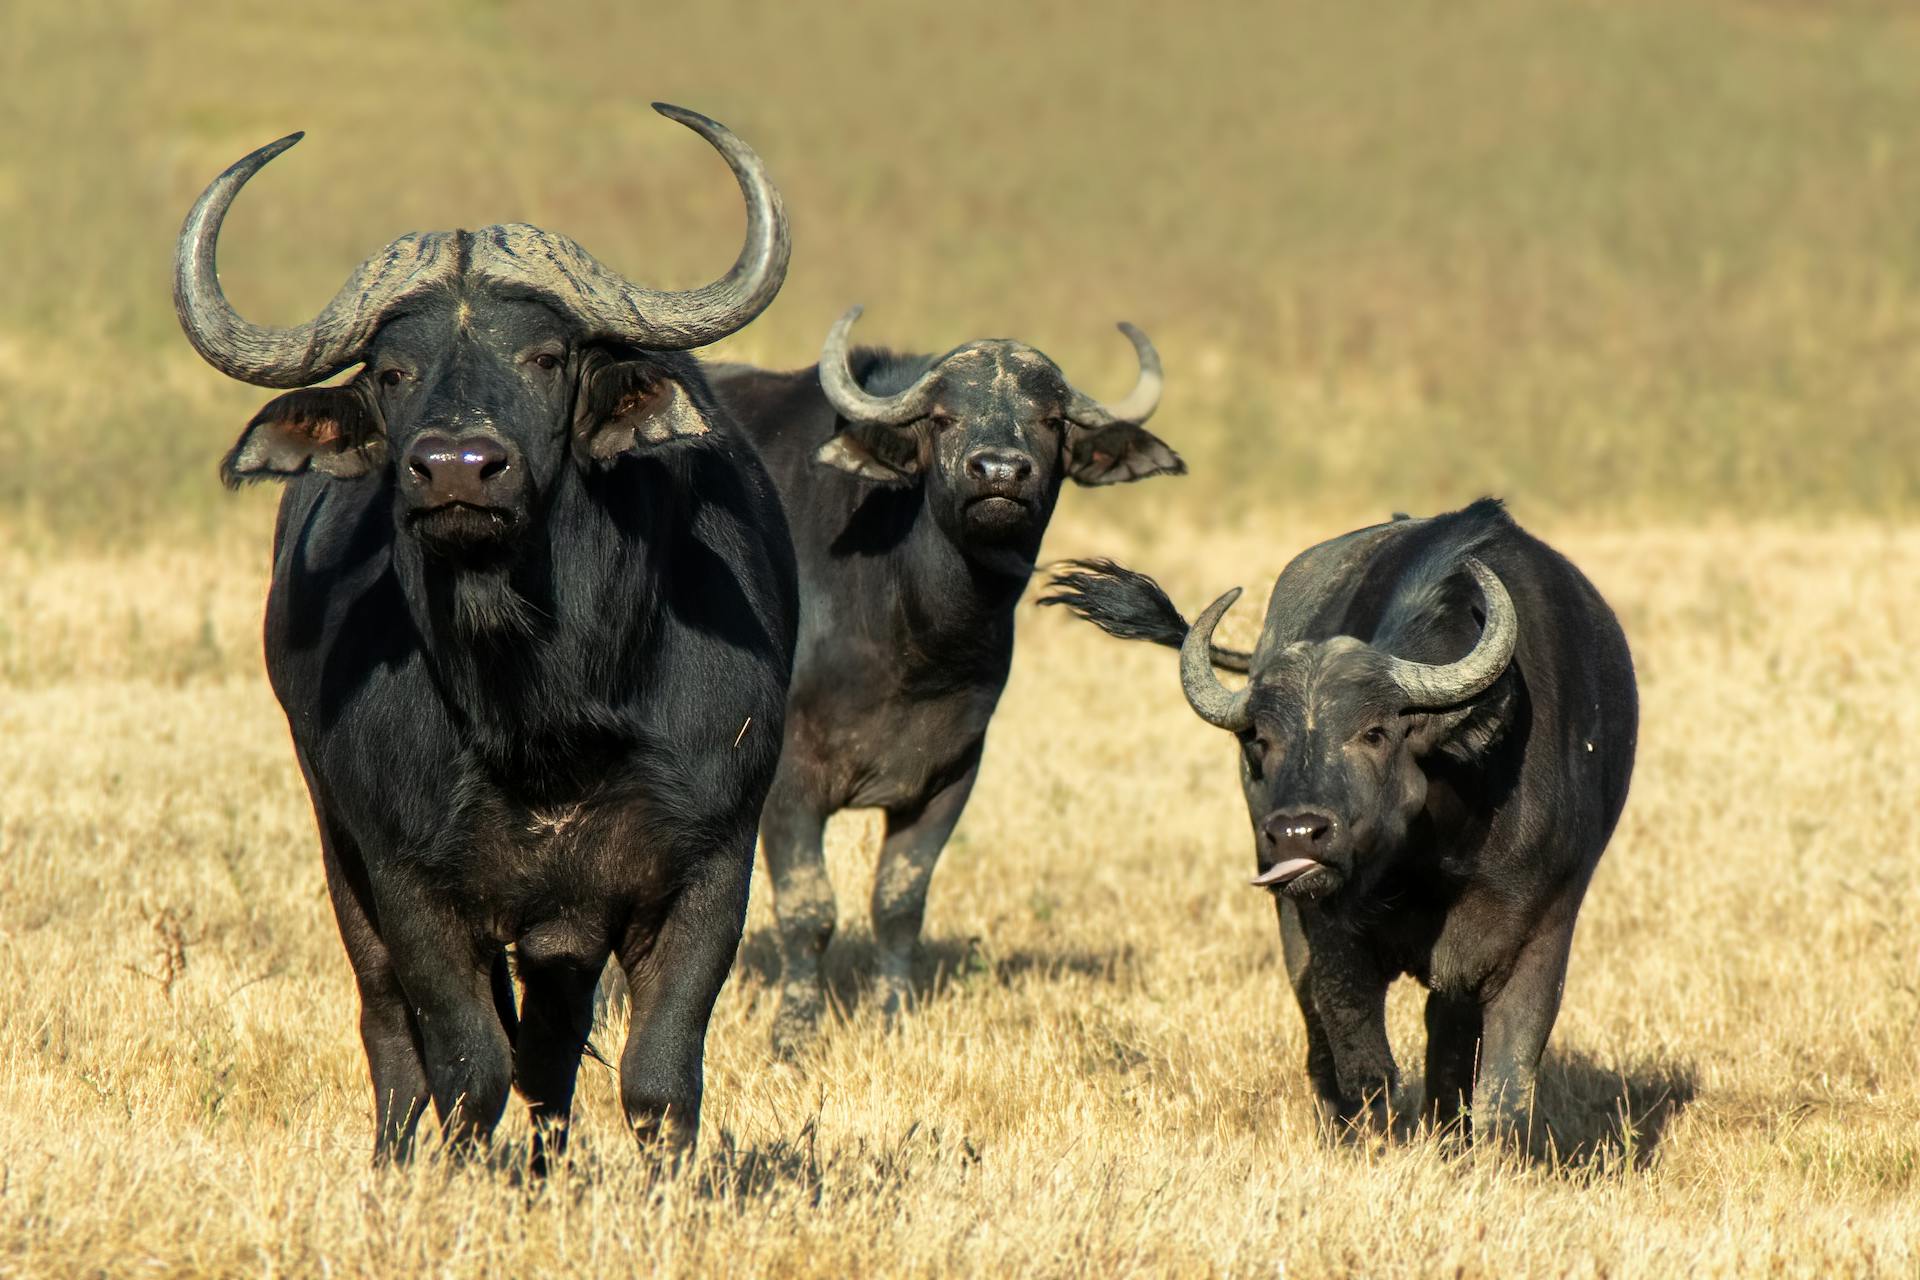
<box><xmin>816</xmin><ymin>307</ymin><xmax>1164</xmax><ymax>429</ymax></box>
<box><xmin>174</xmin><ymin>104</ymin><xmax>791</xmax><ymax>389</ymax></box>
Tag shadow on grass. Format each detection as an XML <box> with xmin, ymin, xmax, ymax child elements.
<box><xmin>729</xmin><ymin>927</ymin><xmax>1137</xmax><ymax>1017</ymax></box>
<box><xmin>1532</xmin><ymin>1047</ymin><xmax>1698</xmax><ymax>1172</ymax></box>
<box><xmin>1380</xmin><ymin>1047</ymin><xmax>1697</xmax><ymax>1172</ymax></box>
<box><xmin>592</xmin><ymin>929</ymin><xmax>1134</xmax><ymax>1043</ymax></box>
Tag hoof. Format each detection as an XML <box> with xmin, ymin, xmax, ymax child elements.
<box><xmin>872</xmin><ymin>972</ymin><xmax>912</xmax><ymax>1028</ymax></box>
<box><xmin>770</xmin><ymin>986</ymin><xmax>825</xmax><ymax>1058</ymax></box>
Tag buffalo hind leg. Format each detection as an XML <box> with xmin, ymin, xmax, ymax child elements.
<box><xmin>513</xmin><ymin>961</ymin><xmax>602</xmax><ymax>1177</ymax></box>
<box><xmin>870</xmin><ymin>767</ymin><xmax>978</xmax><ymax>1022</ymax></box>
<box><xmin>1474</xmin><ymin>918</ymin><xmax>1577</xmax><ymax>1158</ymax></box>
<box><xmin>1284</xmin><ymin>902</ymin><xmax>1398</xmax><ymax>1138</ymax></box>
<box><xmin>1422</xmin><ymin>990</ymin><xmax>1482</xmax><ymax>1140</ymax></box>
<box><xmin>759</xmin><ymin>771</ymin><xmax>836</xmax><ymax>1055</ymax></box>
<box><xmin>618</xmin><ymin>844</ymin><xmax>753</xmax><ymax>1162</ymax></box>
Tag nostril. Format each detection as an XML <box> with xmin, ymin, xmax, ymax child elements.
<box><xmin>478</xmin><ymin>457</ymin><xmax>508</xmax><ymax>482</ymax></box>
<box><xmin>1270</xmin><ymin>812</ymin><xmax>1334</xmax><ymax>845</ymax></box>
<box><xmin>408</xmin><ymin>459</ymin><xmax>433</xmax><ymax>485</ymax></box>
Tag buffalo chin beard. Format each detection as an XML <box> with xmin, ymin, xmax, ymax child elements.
<box><xmin>409</xmin><ymin>509</ymin><xmax>541</xmax><ymax>638</ymax></box>
<box><xmin>959</xmin><ymin>496</ymin><xmax>1043</xmax><ymax>574</ymax></box>
<box><xmin>447</xmin><ymin>569</ymin><xmax>542</xmax><ymax>640</ymax></box>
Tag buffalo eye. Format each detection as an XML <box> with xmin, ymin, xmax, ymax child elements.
<box><xmin>1359</xmin><ymin>725</ymin><xmax>1391</xmax><ymax>748</ymax></box>
<box><xmin>928</xmin><ymin>413</ymin><xmax>956</xmax><ymax>431</ymax></box>
<box><xmin>1240</xmin><ymin>731</ymin><xmax>1267</xmax><ymax>778</ymax></box>
<box><xmin>530</xmin><ymin>352</ymin><xmax>562</xmax><ymax>372</ymax></box>
<box><xmin>379</xmin><ymin>367</ymin><xmax>407</xmax><ymax>388</ymax></box>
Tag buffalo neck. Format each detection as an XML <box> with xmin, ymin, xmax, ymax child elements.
<box><xmin>389</xmin><ymin>464</ymin><xmax>664</xmax><ymax>794</ymax></box>
<box><xmin>893</xmin><ymin>497</ymin><xmax>1029</xmax><ymax>686</ymax></box>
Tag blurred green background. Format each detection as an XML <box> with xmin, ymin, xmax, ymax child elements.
<box><xmin>3</xmin><ymin>0</ymin><xmax>1918</xmax><ymax>548</ymax></box>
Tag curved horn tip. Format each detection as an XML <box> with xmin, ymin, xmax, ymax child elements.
<box><xmin>221</xmin><ymin>132</ymin><xmax>304</xmax><ymax>177</ymax></box>
<box><xmin>652</xmin><ymin>102</ymin><xmax>724</xmax><ymax>132</ymax></box>
<box><xmin>250</xmin><ymin>132</ymin><xmax>305</xmax><ymax>162</ymax></box>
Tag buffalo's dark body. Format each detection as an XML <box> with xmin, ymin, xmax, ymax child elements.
<box><xmin>179</xmin><ymin>107</ymin><xmax>800</xmax><ymax>1166</ymax></box>
<box><xmin>716</xmin><ymin>350</ymin><xmax>1024</xmax><ymax>810</ymax></box>
<box><xmin>708</xmin><ymin>342</ymin><xmax>1180</xmax><ymax>1049</ymax></box>
<box><xmin>1048</xmin><ymin>501</ymin><xmax>1636</xmax><ymax>1145</ymax></box>
<box><xmin>709</xmin><ymin>352</ymin><xmax>1026</xmax><ymax>1045</ymax></box>
<box><xmin>265</xmin><ymin>369</ymin><xmax>796</xmax><ymax>1162</ymax></box>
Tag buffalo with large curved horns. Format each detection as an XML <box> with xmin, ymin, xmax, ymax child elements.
<box><xmin>175</xmin><ymin>105</ymin><xmax>800</xmax><ymax>1171</ymax></box>
<box><xmin>698</xmin><ymin>303</ymin><xmax>1185</xmax><ymax>1054</ymax></box>
<box><xmin>1044</xmin><ymin>499</ymin><xmax>1637</xmax><ymax>1153</ymax></box>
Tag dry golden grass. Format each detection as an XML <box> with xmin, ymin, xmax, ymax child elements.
<box><xmin>3</xmin><ymin>507</ymin><xmax>1917</xmax><ymax>1277</ymax></box>
<box><xmin>5</xmin><ymin>0</ymin><xmax>1920</xmax><ymax>1273</ymax></box>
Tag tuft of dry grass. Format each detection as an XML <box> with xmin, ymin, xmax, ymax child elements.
<box><xmin>3</xmin><ymin>509</ymin><xmax>1916</xmax><ymax>1276</ymax></box>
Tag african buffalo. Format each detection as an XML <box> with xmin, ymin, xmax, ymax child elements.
<box><xmin>706</xmin><ymin>308</ymin><xmax>1184</xmax><ymax>1051</ymax></box>
<box><xmin>1043</xmin><ymin>500</ymin><xmax>1636</xmax><ymax>1148</ymax></box>
<box><xmin>175</xmin><ymin>105</ymin><xmax>798</xmax><ymax>1166</ymax></box>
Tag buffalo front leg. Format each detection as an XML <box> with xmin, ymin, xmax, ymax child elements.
<box><xmin>379</xmin><ymin>899</ymin><xmax>514</xmax><ymax>1159</ymax></box>
<box><xmin>870</xmin><ymin>767</ymin><xmax>978</xmax><ymax>1022</ymax></box>
<box><xmin>759</xmin><ymin>772</ymin><xmax>837</xmax><ymax>1055</ymax></box>
<box><xmin>1474</xmin><ymin>917</ymin><xmax>1577</xmax><ymax>1157</ymax></box>
<box><xmin>1287</xmin><ymin>903</ymin><xmax>1399</xmax><ymax>1138</ymax></box>
<box><xmin>318</xmin><ymin>816</ymin><xmax>429</xmax><ymax>1164</ymax></box>
<box><xmin>618</xmin><ymin>844</ymin><xmax>753</xmax><ymax>1160</ymax></box>
<box><xmin>512</xmin><ymin>961</ymin><xmax>602</xmax><ymax>1177</ymax></box>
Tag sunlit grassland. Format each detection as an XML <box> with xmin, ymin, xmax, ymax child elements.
<box><xmin>4</xmin><ymin>1</ymin><xmax>1920</xmax><ymax>1275</ymax></box>
<box><xmin>3</xmin><ymin>519</ymin><xmax>1918</xmax><ymax>1275</ymax></box>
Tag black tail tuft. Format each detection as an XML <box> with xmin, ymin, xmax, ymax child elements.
<box><xmin>1039</xmin><ymin>558</ymin><xmax>1191</xmax><ymax>650</ymax></box>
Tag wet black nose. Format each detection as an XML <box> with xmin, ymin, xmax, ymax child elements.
<box><xmin>965</xmin><ymin>447</ymin><xmax>1034</xmax><ymax>487</ymax></box>
<box><xmin>404</xmin><ymin>433</ymin><xmax>513</xmax><ymax>507</ymax></box>
<box><xmin>1262</xmin><ymin>809</ymin><xmax>1339</xmax><ymax>856</ymax></box>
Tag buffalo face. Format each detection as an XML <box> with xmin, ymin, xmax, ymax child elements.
<box><xmin>1174</xmin><ymin>560</ymin><xmax>1521</xmax><ymax>901</ymax></box>
<box><xmin>1237</xmin><ymin>639</ymin><xmax>1437</xmax><ymax>899</ymax></box>
<box><xmin>811</xmin><ymin>309</ymin><xmax>1184</xmax><ymax>574</ymax></box>
<box><xmin>183</xmin><ymin>103</ymin><xmax>788</xmax><ymax>570</ymax></box>
<box><xmin>222</xmin><ymin>291</ymin><xmax>718</xmax><ymax>564</ymax></box>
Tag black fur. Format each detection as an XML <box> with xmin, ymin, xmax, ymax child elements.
<box><xmin>229</xmin><ymin>284</ymin><xmax>797</xmax><ymax>1168</ymax></box>
<box><xmin>1045</xmin><ymin>499</ymin><xmax>1637</xmax><ymax>1152</ymax></box>
<box><xmin>704</xmin><ymin>338</ymin><xmax>1182</xmax><ymax>1050</ymax></box>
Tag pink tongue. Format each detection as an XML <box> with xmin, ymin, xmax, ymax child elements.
<box><xmin>1251</xmin><ymin>857</ymin><xmax>1320</xmax><ymax>887</ymax></box>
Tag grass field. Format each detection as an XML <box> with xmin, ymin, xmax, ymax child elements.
<box><xmin>3</xmin><ymin>516</ymin><xmax>1918</xmax><ymax>1276</ymax></box>
<box><xmin>4</xmin><ymin>0</ymin><xmax>1920</xmax><ymax>541</ymax></box>
<box><xmin>4</xmin><ymin>0</ymin><xmax>1920</xmax><ymax>1275</ymax></box>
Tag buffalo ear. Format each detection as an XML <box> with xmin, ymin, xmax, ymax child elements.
<box><xmin>222</xmin><ymin>384</ymin><xmax>383</xmax><ymax>487</ymax></box>
<box><xmin>576</xmin><ymin>363</ymin><xmax>714</xmax><ymax>464</ymax></box>
<box><xmin>1065</xmin><ymin>422</ymin><xmax>1185</xmax><ymax>486</ymax></box>
<box><xmin>813</xmin><ymin>424</ymin><xmax>926</xmax><ymax>486</ymax></box>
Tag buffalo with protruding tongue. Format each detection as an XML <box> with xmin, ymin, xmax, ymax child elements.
<box><xmin>1044</xmin><ymin>499</ymin><xmax>1637</xmax><ymax>1152</ymax></box>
